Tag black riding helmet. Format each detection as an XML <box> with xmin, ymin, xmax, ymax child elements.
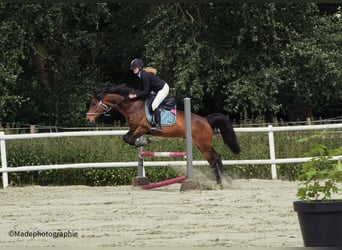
<box><xmin>130</xmin><ymin>58</ymin><xmax>144</xmax><ymax>69</ymax></box>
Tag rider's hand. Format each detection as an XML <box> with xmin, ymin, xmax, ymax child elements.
<box><xmin>128</xmin><ymin>93</ymin><xmax>137</xmax><ymax>99</ymax></box>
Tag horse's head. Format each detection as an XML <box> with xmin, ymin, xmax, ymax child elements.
<box><xmin>86</xmin><ymin>84</ymin><xmax>132</xmax><ymax>125</ymax></box>
<box><xmin>86</xmin><ymin>89</ymin><xmax>113</xmax><ymax>125</ymax></box>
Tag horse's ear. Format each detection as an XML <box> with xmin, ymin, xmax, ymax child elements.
<box><xmin>92</xmin><ymin>90</ymin><xmax>101</xmax><ymax>100</ymax></box>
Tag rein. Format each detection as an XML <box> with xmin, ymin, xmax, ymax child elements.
<box><xmin>87</xmin><ymin>98</ymin><xmax>127</xmax><ymax>117</ymax></box>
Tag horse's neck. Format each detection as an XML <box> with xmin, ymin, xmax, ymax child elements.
<box><xmin>109</xmin><ymin>95</ymin><xmax>144</xmax><ymax>119</ymax></box>
<box><xmin>123</xmin><ymin>100</ymin><xmax>144</xmax><ymax>116</ymax></box>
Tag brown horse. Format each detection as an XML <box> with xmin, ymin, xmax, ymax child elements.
<box><xmin>86</xmin><ymin>84</ymin><xmax>240</xmax><ymax>184</ymax></box>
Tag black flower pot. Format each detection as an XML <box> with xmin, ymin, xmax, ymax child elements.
<box><xmin>293</xmin><ymin>200</ymin><xmax>342</xmax><ymax>247</ymax></box>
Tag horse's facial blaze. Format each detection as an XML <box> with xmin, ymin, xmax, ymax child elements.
<box><xmin>86</xmin><ymin>99</ymin><xmax>102</xmax><ymax>125</ymax></box>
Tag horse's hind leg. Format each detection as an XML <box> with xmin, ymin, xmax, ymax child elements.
<box><xmin>192</xmin><ymin>131</ymin><xmax>219</xmax><ymax>183</ymax></box>
<box><xmin>209</xmin><ymin>147</ymin><xmax>232</xmax><ymax>184</ymax></box>
<box><xmin>208</xmin><ymin>150</ymin><xmax>223</xmax><ymax>184</ymax></box>
<box><xmin>192</xmin><ymin>119</ymin><xmax>224</xmax><ymax>184</ymax></box>
<box><xmin>212</xmin><ymin>148</ymin><xmax>225</xmax><ymax>174</ymax></box>
<box><xmin>193</xmin><ymin>139</ymin><xmax>222</xmax><ymax>184</ymax></box>
<box><xmin>212</xmin><ymin>148</ymin><xmax>232</xmax><ymax>184</ymax></box>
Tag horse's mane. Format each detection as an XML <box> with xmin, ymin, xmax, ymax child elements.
<box><xmin>94</xmin><ymin>83</ymin><xmax>134</xmax><ymax>100</ymax></box>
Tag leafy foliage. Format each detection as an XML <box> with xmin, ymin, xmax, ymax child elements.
<box><xmin>0</xmin><ymin>3</ymin><xmax>341</xmax><ymax>126</ymax></box>
<box><xmin>297</xmin><ymin>131</ymin><xmax>342</xmax><ymax>201</ymax></box>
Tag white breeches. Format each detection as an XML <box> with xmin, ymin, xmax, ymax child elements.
<box><xmin>152</xmin><ymin>83</ymin><xmax>169</xmax><ymax>111</ymax></box>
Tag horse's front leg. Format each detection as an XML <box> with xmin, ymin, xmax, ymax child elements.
<box><xmin>123</xmin><ymin>128</ymin><xmax>150</xmax><ymax>147</ymax></box>
<box><xmin>123</xmin><ymin>130</ymin><xmax>136</xmax><ymax>145</ymax></box>
<box><xmin>132</xmin><ymin>127</ymin><xmax>151</xmax><ymax>147</ymax></box>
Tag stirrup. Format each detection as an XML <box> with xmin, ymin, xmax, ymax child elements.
<box><xmin>150</xmin><ymin>124</ymin><xmax>162</xmax><ymax>132</ymax></box>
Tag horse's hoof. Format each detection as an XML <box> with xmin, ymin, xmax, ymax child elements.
<box><xmin>135</xmin><ymin>140</ymin><xmax>148</xmax><ymax>147</ymax></box>
<box><xmin>135</xmin><ymin>138</ymin><xmax>152</xmax><ymax>147</ymax></box>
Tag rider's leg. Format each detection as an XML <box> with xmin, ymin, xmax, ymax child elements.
<box><xmin>151</xmin><ymin>83</ymin><xmax>169</xmax><ymax>131</ymax></box>
<box><xmin>151</xmin><ymin>108</ymin><xmax>162</xmax><ymax>131</ymax></box>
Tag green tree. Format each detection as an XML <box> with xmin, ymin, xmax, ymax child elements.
<box><xmin>0</xmin><ymin>4</ymin><xmax>32</xmax><ymax>122</ymax></box>
<box><xmin>143</xmin><ymin>3</ymin><xmax>341</xmax><ymax>121</ymax></box>
<box><xmin>0</xmin><ymin>3</ymin><xmax>341</xmax><ymax>127</ymax></box>
<box><xmin>0</xmin><ymin>3</ymin><xmax>147</xmax><ymax>126</ymax></box>
<box><xmin>276</xmin><ymin>7</ymin><xmax>342</xmax><ymax>120</ymax></box>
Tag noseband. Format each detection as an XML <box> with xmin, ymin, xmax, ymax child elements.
<box><xmin>87</xmin><ymin>99</ymin><xmax>126</xmax><ymax>117</ymax></box>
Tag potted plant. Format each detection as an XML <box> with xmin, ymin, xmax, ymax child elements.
<box><xmin>293</xmin><ymin>130</ymin><xmax>342</xmax><ymax>247</ymax></box>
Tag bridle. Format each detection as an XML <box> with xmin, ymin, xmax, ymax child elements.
<box><xmin>87</xmin><ymin>98</ymin><xmax>126</xmax><ymax>117</ymax></box>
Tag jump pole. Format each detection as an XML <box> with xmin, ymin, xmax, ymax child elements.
<box><xmin>132</xmin><ymin>98</ymin><xmax>201</xmax><ymax>191</ymax></box>
<box><xmin>180</xmin><ymin>98</ymin><xmax>201</xmax><ymax>191</ymax></box>
<box><xmin>184</xmin><ymin>97</ymin><xmax>193</xmax><ymax>179</ymax></box>
<box><xmin>142</xmin><ymin>175</ymin><xmax>186</xmax><ymax>189</ymax></box>
<box><xmin>132</xmin><ymin>136</ymin><xmax>150</xmax><ymax>187</ymax></box>
<box><xmin>139</xmin><ymin>152</ymin><xmax>186</xmax><ymax>158</ymax></box>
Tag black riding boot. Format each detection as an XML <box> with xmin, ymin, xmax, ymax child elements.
<box><xmin>151</xmin><ymin>108</ymin><xmax>162</xmax><ymax>132</ymax></box>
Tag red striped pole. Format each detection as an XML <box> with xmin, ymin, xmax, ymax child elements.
<box><xmin>142</xmin><ymin>175</ymin><xmax>186</xmax><ymax>189</ymax></box>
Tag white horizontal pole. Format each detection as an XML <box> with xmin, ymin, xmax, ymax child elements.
<box><xmin>1</xmin><ymin>156</ymin><xmax>341</xmax><ymax>173</ymax></box>
<box><xmin>139</xmin><ymin>152</ymin><xmax>186</xmax><ymax>158</ymax></box>
<box><xmin>0</xmin><ymin>162</ymin><xmax>138</xmax><ymax>173</ymax></box>
<box><xmin>1</xmin><ymin>123</ymin><xmax>341</xmax><ymax>140</ymax></box>
<box><xmin>234</xmin><ymin>123</ymin><xmax>342</xmax><ymax>133</ymax></box>
<box><xmin>0</xmin><ymin>130</ymin><xmax>128</xmax><ymax>140</ymax></box>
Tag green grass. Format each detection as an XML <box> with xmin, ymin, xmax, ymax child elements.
<box><xmin>1</xmin><ymin>128</ymin><xmax>341</xmax><ymax>186</ymax></box>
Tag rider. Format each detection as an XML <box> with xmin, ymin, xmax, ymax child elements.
<box><xmin>128</xmin><ymin>58</ymin><xmax>169</xmax><ymax>132</ymax></box>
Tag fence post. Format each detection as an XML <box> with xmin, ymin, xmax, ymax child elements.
<box><xmin>268</xmin><ymin>125</ymin><xmax>277</xmax><ymax>179</ymax></box>
<box><xmin>180</xmin><ymin>98</ymin><xmax>200</xmax><ymax>191</ymax></box>
<box><xmin>137</xmin><ymin>136</ymin><xmax>145</xmax><ymax>177</ymax></box>
<box><xmin>132</xmin><ymin>136</ymin><xmax>150</xmax><ymax>187</ymax></box>
<box><xmin>184</xmin><ymin>97</ymin><xmax>193</xmax><ymax>180</ymax></box>
<box><xmin>1</xmin><ymin>132</ymin><xmax>9</xmax><ymax>188</ymax></box>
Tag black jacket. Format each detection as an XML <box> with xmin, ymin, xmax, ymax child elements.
<box><xmin>134</xmin><ymin>70</ymin><xmax>165</xmax><ymax>98</ymax></box>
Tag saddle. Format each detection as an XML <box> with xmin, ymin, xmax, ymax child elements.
<box><xmin>145</xmin><ymin>94</ymin><xmax>177</xmax><ymax>126</ymax></box>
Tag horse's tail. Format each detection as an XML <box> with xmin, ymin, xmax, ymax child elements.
<box><xmin>206</xmin><ymin>113</ymin><xmax>240</xmax><ymax>154</ymax></box>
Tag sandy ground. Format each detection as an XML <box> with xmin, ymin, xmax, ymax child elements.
<box><xmin>0</xmin><ymin>178</ymin><xmax>304</xmax><ymax>247</ymax></box>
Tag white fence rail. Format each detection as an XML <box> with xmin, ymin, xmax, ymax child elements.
<box><xmin>1</xmin><ymin>123</ymin><xmax>342</xmax><ymax>188</ymax></box>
